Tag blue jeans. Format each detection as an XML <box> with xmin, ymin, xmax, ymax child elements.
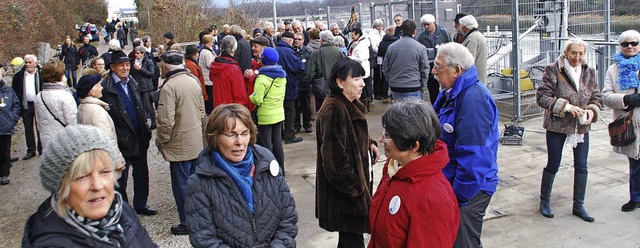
<box><xmin>544</xmin><ymin>131</ymin><xmax>589</xmax><ymax>175</ymax></box>
<box><xmin>65</xmin><ymin>69</ymin><xmax>77</xmax><ymax>88</ymax></box>
<box><xmin>170</xmin><ymin>160</ymin><xmax>195</xmax><ymax>224</ymax></box>
<box><xmin>627</xmin><ymin>158</ymin><xmax>640</xmax><ymax>202</ymax></box>
<box><xmin>391</xmin><ymin>90</ymin><xmax>422</xmax><ymax>101</ymax></box>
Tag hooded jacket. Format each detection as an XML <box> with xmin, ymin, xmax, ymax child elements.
<box><xmin>186</xmin><ymin>145</ymin><xmax>297</xmax><ymax>248</ymax></box>
<box><xmin>368</xmin><ymin>140</ymin><xmax>459</xmax><ymax>248</ymax></box>
<box><xmin>22</xmin><ymin>196</ymin><xmax>157</xmax><ymax>248</ymax></box>
<box><xmin>250</xmin><ymin>65</ymin><xmax>286</xmax><ymax>125</ymax></box>
<box><xmin>210</xmin><ymin>55</ymin><xmax>251</xmax><ymax>110</ymax></box>
<box><xmin>433</xmin><ymin>66</ymin><xmax>499</xmax><ymax>206</ymax></box>
<box><xmin>276</xmin><ymin>41</ymin><xmax>305</xmax><ymax>100</ymax></box>
<box><xmin>0</xmin><ymin>81</ymin><xmax>21</xmax><ymax>135</ymax></box>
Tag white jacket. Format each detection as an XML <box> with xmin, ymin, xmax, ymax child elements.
<box><xmin>199</xmin><ymin>47</ymin><xmax>216</xmax><ymax>86</ymax></box>
<box><xmin>35</xmin><ymin>82</ymin><xmax>77</xmax><ymax>149</ymax></box>
<box><xmin>348</xmin><ymin>35</ymin><xmax>371</xmax><ymax>78</ymax></box>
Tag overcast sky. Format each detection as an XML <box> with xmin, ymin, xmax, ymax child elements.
<box><xmin>108</xmin><ymin>0</ymin><xmax>136</xmax><ymax>8</ymax></box>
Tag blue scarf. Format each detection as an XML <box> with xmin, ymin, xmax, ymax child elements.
<box><xmin>614</xmin><ymin>52</ymin><xmax>640</xmax><ymax>90</ymax></box>
<box><xmin>212</xmin><ymin>146</ymin><xmax>255</xmax><ymax>213</ymax></box>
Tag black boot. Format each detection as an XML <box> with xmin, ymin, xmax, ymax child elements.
<box><xmin>572</xmin><ymin>172</ymin><xmax>594</xmax><ymax>222</ymax></box>
<box><xmin>540</xmin><ymin>170</ymin><xmax>555</xmax><ymax>218</ymax></box>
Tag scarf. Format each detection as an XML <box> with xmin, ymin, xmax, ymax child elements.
<box><xmin>614</xmin><ymin>52</ymin><xmax>640</xmax><ymax>90</ymax></box>
<box><xmin>52</xmin><ymin>192</ymin><xmax>126</xmax><ymax>247</ymax></box>
<box><xmin>212</xmin><ymin>146</ymin><xmax>255</xmax><ymax>213</ymax></box>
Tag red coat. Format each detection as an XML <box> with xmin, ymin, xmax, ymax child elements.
<box><xmin>209</xmin><ymin>55</ymin><xmax>250</xmax><ymax>109</ymax></box>
<box><xmin>185</xmin><ymin>57</ymin><xmax>208</xmax><ymax>101</ymax></box>
<box><xmin>368</xmin><ymin>140</ymin><xmax>459</xmax><ymax>248</ymax></box>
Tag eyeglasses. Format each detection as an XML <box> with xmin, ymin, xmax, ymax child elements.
<box><xmin>394</xmin><ymin>19</ymin><xmax>402</xmax><ymax>23</ymax></box>
<box><xmin>433</xmin><ymin>63</ymin><xmax>451</xmax><ymax>70</ymax></box>
<box><xmin>294</xmin><ymin>38</ymin><xmax>303</xmax><ymax>41</ymax></box>
<box><xmin>381</xmin><ymin>129</ymin><xmax>392</xmax><ymax>143</ymax></box>
<box><xmin>222</xmin><ymin>131</ymin><xmax>251</xmax><ymax>140</ymax></box>
<box><xmin>620</xmin><ymin>41</ymin><xmax>639</xmax><ymax>47</ymax></box>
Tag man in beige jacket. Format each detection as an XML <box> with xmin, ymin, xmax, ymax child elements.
<box><xmin>156</xmin><ymin>50</ymin><xmax>205</xmax><ymax>235</ymax></box>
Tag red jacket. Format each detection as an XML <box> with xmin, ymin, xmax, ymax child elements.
<box><xmin>185</xmin><ymin>57</ymin><xmax>208</xmax><ymax>101</ymax></box>
<box><xmin>368</xmin><ymin>140</ymin><xmax>459</xmax><ymax>248</ymax></box>
<box><xmin>209</xmin><ymin>55</ymin><xmax>250</xmax><ymax>109</ymax></box>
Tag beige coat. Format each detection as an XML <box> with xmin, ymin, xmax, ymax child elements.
<box><xmin>156</xmin><ymin>70</ymin><xmax>205</xmax><ymax>162</ymax></box>
<box><xmin>462</xmin><ymin>29</ymin><xmax>488</xmax><ymax>84</ymax></box>
<box><xmin>77</xmin><ymin>96</ymin><xmax>125</xmax><ymax>168</ymax></box>
<box><xmin>602</xmin><ymin>63</ymin><xmax>640</xmax><ymax>159</ymax></box>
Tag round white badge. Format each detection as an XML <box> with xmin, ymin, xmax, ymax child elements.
<box><xmin>443</xmin><ymin>123</ymin><xmax>454</xmax><ymax>133</ymax></box>
<box><xmin>269</xmin><ymin>160</ymin><xmax>280</xmax><ymax>176</ymax></box>
<box><xmin>0</xmin><ymin>103</ymin><xmax>5</xmax><ymax>108</ymax></box>
<box><xmin>389</xmin><ymin>195</ymin><xmax>401</xmax><ymax>215</ymax></box>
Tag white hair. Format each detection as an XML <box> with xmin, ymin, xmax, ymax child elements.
<box><xmin>420</xmin><ymin>14</ymin><xmax>436</xmax><ymax>25</ymax></box>
<box><xmin>330</xmin><ymin>23</ymin><xmax>340</xmax><ymax>30</ymax></box>
<box><xmin>220</xmin><ymin>35</ymin><xmax>238</xmax><ymax>55</ymax></box>
<box><xmin>332</xmin><ymin>36</ymin><xmax>345</xmax><ymax>47</ymax></box>
<box><xmin>109</xmin><ymin>39</ymin><xmax>121</xmax><ymax>51</ymax></box>
<box><xmin>264</xmin><ymin>22</ymin><xmax>274</xmax><ymax>30</ymax></box>
<box><xmin>319</xmin><ymin>30</ymin><xmax>334</xmax><ymax>44</ymax></box>
<box><xmin>618</xmin><ymin>30</ymin><xmax>640</xmax><ymax>44</ymax></box>
<box><xmin>563</xmin><ymin>38</ymin><xmax>588</xmax><ymax>54</ymax></box>
<box><xmin>436</xmin><ymin>42</ymin><xmax>475</xmax><ymax>70</ymax></box>
<box><xmin>373</xmin><ymin>19</ymin><xmax>384</xmax><ymax>29</ymax></box>
<box><xmin>24</xmin><ymin>54</ymin><xmax>37</xmax><ymax>63</ymax></box>
<box><xmin>459</xmin><ymin>15</ymin><xmax>479</xmax><ymax>29</ymax></box>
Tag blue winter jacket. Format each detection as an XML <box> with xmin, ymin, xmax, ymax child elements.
<box><xmin>276</xmin><ymin>41</ymin><xmax>305</xmax><ymax>100</ymax></box>
<box><xmin>0</xmin><ymin>82</ymin><xmax>21</xmax><ymax>135</ymax></box>
<box><xmin>433</xmin><ymin>66</ymin><xmax>499</xmax><ymax>206</ymax></box>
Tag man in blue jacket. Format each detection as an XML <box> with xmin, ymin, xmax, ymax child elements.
<box><xmin>432</xmin><ymin>42</ymin><xmax>499</xmax><ymax>248</ymax></box>
<box><xmin>276</xmin><ymin>32</ymin><xmax>305</xmax><ymax>144</ymax></box>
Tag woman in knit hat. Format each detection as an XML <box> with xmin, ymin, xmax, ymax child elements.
<box><xmin>22</xmin><ymin>125</ymin><xmax>157</xmax><ymax>247</ymax></box>
<box><xmin>249</xmin><ymin>47</ymin><xmax>287</xmax><ymax>174</ymax></box>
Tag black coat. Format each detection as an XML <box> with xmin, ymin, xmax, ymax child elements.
<box><xmin>377</xmin><ymin>35</ymin><xmax>398</xmax><ymax>58</ymax></box>
<box><xmin>78</xmin><ymin>44</ymin><xmax>99</xmax><ymax>64</ymax></box>
<box><xmin>233</xmin><ymin>34</ymin><xmax>253</xmax><ymax>72</ymax></box>
<box><xmin>186</xmin><ymin>145</ymin><xmax>298</xmax><ymax>248</ymax></box>
<box><xmin>22</xmin><ymin>196</ymin><xmax>157</xmax><ymax>247</ymax></box>
<box><xmin>11</xmin><ymin>67</ymin><xmax>43</xmax><ymax>110</ymax></box>
<box><xmin>100</xmin><ymin>72</ymin><xmax>151</xmax><ymax>157</ymax></box>
<box><xmin>129</xmin><ymin>57</ymin><xmax>155</xmax><ymax>92</ymax></box>
<box><xmin>59</xmin><ymin>44</ymin><xmax>80</xmax><ymax>69</ymax></box>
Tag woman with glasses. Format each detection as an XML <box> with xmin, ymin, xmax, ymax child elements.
<box><xmin>315</xmin><ymin>58</ymin><xmax>379</xmax><ymax>247</ymax></box>
<box><xmin>602</xmin><ymin>29</ymin><xmax>640</xmax><ymax>212</ymax></box>
<box><xmin>368</xmin><ymin>99</ymin><xmax>459</xmax><ymax>247</ymax></box>
<box><xmin>185</xmin><ymin>103</ymin><xmax>297</xmax><ymax>247</ymax></box>
<box><xmin>536</xmin><ymin>38</ymin><xmax>602</xmax><ymax>222</ymax></box>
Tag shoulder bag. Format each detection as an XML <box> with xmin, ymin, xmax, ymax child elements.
<box><xmin>252</xmin><ymin>77</ymin><xmax>276</xmax><ymax>124</ymax></box>
<box><xmin>40</xmin><ymin>93</ymin><xmax>67</xmax><ymax>127</ymax></box>
<box><xmin>609</xmin><ymin>89</ymin><xmax>638</xmax><ymax>147</ymax></box>
<box><xmin>312</xmin><ymin>48</ymin><xmax>330</xmax><ymax>98</ymax></box>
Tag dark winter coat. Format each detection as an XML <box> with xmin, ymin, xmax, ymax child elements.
<box><xmin>416</xmin><ymin>25</ymin><xmax>452</xmax><ymax>59</ymax></box>
<box><xmin>233</xmin><ymin>34</ymin><xmax>253</xmax><ymax>72</ymax></box>
<box><xmin>315</xmin><ymin>92</ymin><xmax>375</xmax><ymax>234</ymax></box>
<box><xmin>186</xmin><ymin>145</ymin><xmax>298</xmax><ymax>248</ymax></box>
<box><xmin>0</xmin><ymin>82</ymin><xmax>21</xmax><ymax>135</ymax></box>
<box><xmin>377</xmin><ymin>35</ymin><xmax>398</xmax><ymax>59</ymax></box>
<box><xmin>276</xmin><ymin>41</ymin><xmax>305</xmax><ymax>100</ymax></box>
<box><xmin>536</xmin><ymin>55</ymin><xmax>602</xmax><ymax>135</ymax></box>
<box><xmin>129</xmin><ymin>57</ymin><xmax>155</xmax><ymax>92</ymax></box>
<box><xmin>100</xmin><ymin>72</ymin><xmax>151</xmax><ymax>157</ymax></box>
<box><xmin>306</xmin><ymin>43</ymin><xmax>344</xmax><ymax>81</ymax></box>
<box><xmin>12</xmin><ymin>66</ymin><xmax>43</xmax><ymax>110</ymax></box>
<box><xmin>78</xmin><ymin>43</ymin><xmax>99</xmax><ymax>65</ymax></box>
<box><xmin>22</xmin><ymin>196</ymin><xmax>157</xmax><ymax>248</ymax></box>
<box><xmin>59</xmin><ymin>44</ymin><xmax>80</xmax><ymax>69</ymax></box>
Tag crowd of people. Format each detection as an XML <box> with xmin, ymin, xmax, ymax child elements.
<box><xmin>0</xmin><ymin>10</ymin><xmax>638</xmax><ymax>247</ymax></box>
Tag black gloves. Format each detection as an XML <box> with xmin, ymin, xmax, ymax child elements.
<box><xmin>623</xmin><ymin>93</ymin><xmax>640</xmax><ymax>108</ymax></box>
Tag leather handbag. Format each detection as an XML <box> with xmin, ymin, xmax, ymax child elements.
<box><xmin>609</xmin><ymin>110</ymin><xmax>636</xmax><ymax>147</ymax></box>
<box><xmin>311</xmin><ymin>48</ymin><xmax>329</xmax><ymax>98</ymax></box>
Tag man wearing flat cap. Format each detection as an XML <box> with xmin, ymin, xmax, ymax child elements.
<box><xmin>156</xmin><ymin>50</ymin><xmax>205</xmax><ymax>235</ymax></box>
<box><xmin>99</xmin><ymin>50</ymin><xmax>156</xmax><ymax>216</ymax></box>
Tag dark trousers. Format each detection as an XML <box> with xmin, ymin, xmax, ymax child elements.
<box><xmin>377</xmin><ymin>71</ymin><xmax>390</xmax><ymax>99</ymax></box>
<box><xmin>372</xmin><ymin>66</ymin><xmax>383</xmax><ymax>98</ymax></box>
<box><xmin>65</xmin><ymin>69</ymin><xmax>78</xmax><ymax>88</ymax></box>
<box><xmin>337</xmin><ymin>231</ymin><xmax>364</xmax><ymax>248</ymax></box>
<box><xmin>0</xmin><ymin>135</ymin><xmax>11</xmax><ymax>177</ymax></box>
<box><xmin>139</xmin><ymin>91</ymin><xmax>156</xmax><ymax>126</ymax></box>
<box><xmin>22</xmin><ymin>102</ymin><xmax>41</xmax><ymax>155</ymax></box>
<box><xmin>257</xmin><ymin>122</ymin><xmax>284</xmax><ymax>175</ymax></box>
<box><xmin>117</xmin><ymin>154</ymin><xmax>150</xmax><ymax>209</ymax></box>
<box><xmin>427</xmin><ymin>73</ymin><xmax>441</xmax><ymax>105</ymax></box>
<box><xmin>627</xmin><ymin>158</ymin><xmax>640</xmax><ymax>203</ymax></box>
<box><xmin>453</xmin><ymin>191</ymin><xmax>492</xmax><ymax>248</ymax></box>
<box><xmin>205</xmin><ymin>85</ymin><xmax>214</xmax><ymax>114</ymax></box>
<box><xmin>283</xmin><ymin>100</ymin><xmax>296</xmax><ymax>140</ymax></box>
<box><xmin>294</xmin><ymin>90</ymin><xmax>311</xmax><ymax>130</ymax></box>
<box><xmin>170</xmin><ymin>160</ymin><xmax>195</xmax><ymax>225</ymax></box>
<box><xmin>359</xmin><ymin>76</ymin><xmax>373</xmax><ymax>103</ymax></box>
<box><xmin>544</xmin><ymin>131</ymin><xmax>589</xmax><ymax>174</ymax></box>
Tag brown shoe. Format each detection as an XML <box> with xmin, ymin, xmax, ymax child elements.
<box><xmin>382</xmin><ymin>98</ymin><xmax>391</xmax><ymax>104</ymax></box>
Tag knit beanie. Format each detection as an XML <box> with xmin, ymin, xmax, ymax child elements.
<box><xmin>260</xmin><ymin>47</ymin><xmax>279</xmax><ymax>66</ymax></box>
<box><xmin>164</xmin><ymin>32</ymin><xmax>175</xmax><ymax>40</ymax></box>
<box><xmin>40</xmin><ymin>125</ymin><xmax>118</xmax><ymax>194</ymax></box>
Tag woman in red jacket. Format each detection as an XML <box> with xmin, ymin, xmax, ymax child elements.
<box><xmin>210</xmin><ymin>35</ymin><xmax>250</xmax><ymax>110</ymax></box>
<box><xmin>369</xmin><ymin>98</ymin><xmax>459</xmax><ymax>248</ymax></box>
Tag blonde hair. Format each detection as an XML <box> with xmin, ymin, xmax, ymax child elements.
<box><xmin>563</xmin><ymin>38</ymin><xmax>587</xmax><ymax>54</ymax></box>
<box><xmin>55</xmin><ymin>149</ymin><xmax>113</xmax><ymax>218</ymax></box>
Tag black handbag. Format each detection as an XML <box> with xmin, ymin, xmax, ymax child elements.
<box><xmin>311</xmin><ymin>48</ymin><xmax>329</xmax><ymax>98</ymax></box>
<box><xmin>609</xmin><ymin>110</ymin><xmax>636</xmax><ymax>147</ymax></box>
<box><xmin>252</xmin><ymin>77</ymin><xmax>276</xmax><ymax>124</ymax></box>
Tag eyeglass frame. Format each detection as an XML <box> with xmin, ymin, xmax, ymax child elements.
<box><xmin>221</xmin><ymin>131</ymin><xmax>251</xmax><ymax>140</ymax></box>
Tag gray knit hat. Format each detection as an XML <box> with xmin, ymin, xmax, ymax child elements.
<box><xmin>40</xmin><ymin>125</ymin><xmax>118</xmax><ymax>194</ymax></box>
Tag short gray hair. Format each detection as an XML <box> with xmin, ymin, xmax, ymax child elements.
<box><xmin>420</xmin><ymin>14</ymin><xmax>436</xmax><ymax>25</ymax></box>
<box><xmin>329</xmin><ymin>23</ymin><xmax>339</xmax><ymax>30</ymax></box>
<box><xmin>436</xmin><ymin>42</ymin><xmax>475</xmax><ymax>70</ymax></box>
<box><xmin>24</xmin><ymin>54</ymin><xmax>37</xmax><ymax>63</ymax></box>
<box><xmin>220</xmin><ymin>35</ymin><xmax>238</xmax><ymax>55</ymax></box>
<box><xmin>278</xmin><ymin>23</ymin><xmax>285</xmax><ymax>30</ymax></box>
<box><xmin>332</xmin><ymin>36</ymin><xmax>345</xmax><ymax>47</ymax></box>
<box><xmin>229</xmin><ymin>25</ymin><xmax>243</xmax><ymax>35</ymax></box>
<box><xmin>142</xmin><ymin>35</ymin><xmax>151</xmax><ymax>44</ymax></box>
<box><xmin>373</xmin><ymin>19</ymin><xmax>384</xmax><ymax>29</ymax></box>
<box><xmin>135</xmin><ymin>46</ymin><xmax>146</xmax><ymax>54</ymax></box>
<box><xmin>618</xmin><ymin>30</ymin><xmax>640</xmax><ymax>44</ymax></box>
<box><xmin>459</xmin><ymin>15</ymin><xmax>478</xmax><ymax>29</ymax></box>
<box><xmin>320</xmin><ymin>30</ymin><xmax>334</xmax><ymax>44</ymax></box>
<box><xmin>382</xmin><ymin>98</ymin><xmax>441</xmax><ymax>155</ymax></box>
<box><xmin>264</xmin><ymin>22</ymin><xmax>274</xmax><ymax>30</ymax></box>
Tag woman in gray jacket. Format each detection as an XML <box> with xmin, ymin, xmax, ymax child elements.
<box><xmin>185</xmin><ymin>104</ymin><xmax>297</xmax><ymax>247</ymax></box>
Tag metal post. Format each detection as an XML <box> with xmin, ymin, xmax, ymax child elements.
<box><xmin>409</xmin><ymin>0</ymin><xmax>415</xmax><ymax>20</ymax></box>
<box><xmin>273</xmin><ymin>0</ymin><xmax>277</xmax><ymax>26</ymax></box>
<box><xmin>388</xmin><ymin>1</ymin><xmax>393</xmax><ymax>24</ymax></box>
<box><xmin>604</xmin><ymin>0</ymin><xmax>612</xmax><ymax>65</ymax></box>
<box><xmin>370</xmin><ymin>3</ymin><xmax>376</xmax><ymax>26</ymax></box>
<box><xmin>512</xmin><ymin>0</ymin><xmax>521</xmax><ymax>121</ymax></box>
<box><xmin>434</xmin><ymin>0</ymin><xmax>439</xmax><ymax>21</ymax></box>
<box><xmin>326</xmin><ymin>6</ymin><xmax>331</xmax><ymax>29</ymax></box>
